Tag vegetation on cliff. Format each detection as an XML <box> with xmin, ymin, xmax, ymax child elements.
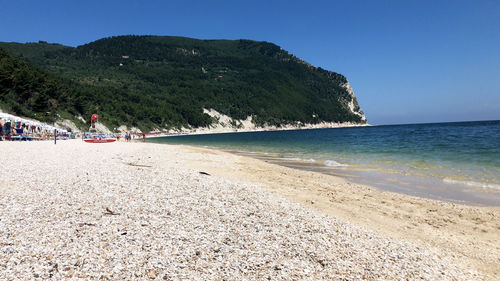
<box><xmin>0</xmin><ymin>36</ymin><xmax>365</xmax><ymax>131</ymax></box>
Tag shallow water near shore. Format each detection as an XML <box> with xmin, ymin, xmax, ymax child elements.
<box><xmin>149</xmin><ymin>120</ymin><xmax>500</xmax><ymax>206</ymax></box>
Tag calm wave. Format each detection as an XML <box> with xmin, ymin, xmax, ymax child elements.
<box><xmin>149</xmin><ymin>120</ymin><xmax>500</xmax><ymax>206</ymax></box>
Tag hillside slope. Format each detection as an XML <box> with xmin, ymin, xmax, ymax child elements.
<box><xmin>0</xmin><ymin>46</ymin><xmax>83</xmax><ymax>124</ymax></box>
<box><xmin>0</xmin><ymin>36</ymin><xmax>366</xmax><ymax>131</ymax></box>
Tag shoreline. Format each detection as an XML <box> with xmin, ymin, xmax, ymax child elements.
<box><xmin>228</xmin><ymin>150</ymin><xmax>500</xmax><ymax>207</ymax></box>
<box><xmin>146</xmin><ymin>137</ymin><xmax>500</xmax><ymax>207</ymax></box>
<box><xmin>143</xmin><ymin>121</ymin><xmax>370</xmax><ymax>138</ymax></box>
<box><xmin>1</xmin><ymin>140</ymin><xmax>498</xmax><ymax>279</ymax></box>
<box><xmin>184</xmin><ymin>122</ymin><xmax>371</xmax><ymax>136</ymax></box>
<box><xmin>167</xmin><ymin>143</ymin><xmax>500</xmax><ymax>278</ymax></box>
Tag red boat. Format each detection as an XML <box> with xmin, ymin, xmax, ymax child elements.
<box><xmin>83</xmin><ymin>114</ymin><xmax>117</xmax><ymax>143</ymax></box>
<box><xmin>84</xmin><ymin>138</ymin><xmax>116</xmax><ymax>143</ymax></box>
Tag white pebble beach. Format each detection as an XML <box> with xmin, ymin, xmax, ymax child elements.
<box><xmin>0</xmin><ymin>140</ymin><xmax>498</xmax><ymax>280</ymax></box>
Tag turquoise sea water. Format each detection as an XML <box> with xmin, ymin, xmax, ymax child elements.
<box><xmin>149</xmin><ymin>120</ymin><xmax>500</xmax><ymax>206</ymax></box>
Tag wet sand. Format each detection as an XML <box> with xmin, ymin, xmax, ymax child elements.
<box><xmin>220</xmin><ymin>150</ymin><xmax>500</xmax><ymax>207</ymax></box>
<box><xmin>181</xmin><ymin>145</ymin><xmax>500</xmax><ymax>279</ymax></box>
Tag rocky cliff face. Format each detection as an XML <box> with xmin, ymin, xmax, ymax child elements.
<box><xmin>341</xmin><ymin>81</ymin><xmax>367</xmax><ymax>122</ymax></box>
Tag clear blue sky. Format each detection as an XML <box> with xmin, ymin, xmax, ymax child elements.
<box><xmin>1</xmin><ymin>0</ymin><xmax>499</xmax><ymax>125</ymax></box>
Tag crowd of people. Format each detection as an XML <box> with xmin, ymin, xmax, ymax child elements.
<box><xmin>0</xmin><ymin>120</ymin><xmax>61</xmax><ymax>141</ymax></box>
<box><xmin>0</xmin><ymin>113</ymin><xmax>160</xmax><ymax>143</ymax></box>
<box><xmin>0</xmin><ymin>112</ymin><xmax>72</xmax><ymax>141</ymax></box>
<box><xmin>0</xmin><ymin>119</ymin><xmax>72</xmax><ymax>141</ymax></box>
<box><xmin>0</xmin><ymin>120</ymin><xmax>145</xmax><ymax>142</ymax></box>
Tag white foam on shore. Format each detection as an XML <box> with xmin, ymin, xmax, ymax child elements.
<box><xmin>443</xmin><ymin>178</ymin><xmax>500</xmax><ymax>190</ymax></box>
<box><xmin>324</xmin><ymin>160</ymin><xmax>348</xmax><ymax>167</ymax></box>
<box><xmin>281</xmin><ymin>157</ymin><xmax>317</xmax><ymax>163</ymax></box>
<box><xmin>282</xmin><ymin>157</ymin><xmax>301</xmax><ymax>161</ymax></box>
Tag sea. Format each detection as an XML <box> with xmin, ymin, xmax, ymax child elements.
<box><xmin>148</xmin><ymin>120</ymin><xmax>500</xmax><ymax>206</ymax></box>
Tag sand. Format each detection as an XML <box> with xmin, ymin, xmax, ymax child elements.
<box><xmin>0</xmin><ymin>140</ymin><xmax>498</xmax><ymax>280</ymax></box>
<box><xmin>183</xmin><ymin>145</ymin><xmax>500</xmax><ymax>279</ymax></box>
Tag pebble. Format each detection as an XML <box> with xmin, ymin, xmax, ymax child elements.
<box><xmin>0</xmin><ymin>141</ymin><xmax>483</xmax><ymax>280</ymax></box>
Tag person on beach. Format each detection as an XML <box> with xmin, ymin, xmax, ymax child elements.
<box><xmin>15</xmin><ymin>125</ymin><xmax>24</xmax><ymax>136</ymax></box>
<box><xmin>0</xmin><ymin>120</ymin><xmax>3</xmax><ymax>141</ymax></box>
<box><xmin>4</xmin><ymin>121</ymin><xmax>11</xmax><ymax>141</ymax></box>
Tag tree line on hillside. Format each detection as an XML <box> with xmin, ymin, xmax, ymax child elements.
<box><xmin>0</xmin><ymin>36</ymin><xmax>365</xmax><ymax>131</ymax></box>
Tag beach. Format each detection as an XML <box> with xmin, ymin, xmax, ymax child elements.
<box><xmin>0</xmin><ymin>140</ymin><xmax>498</xmax><ymax>280</ymax></box>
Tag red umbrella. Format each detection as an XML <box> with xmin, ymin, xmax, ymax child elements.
<box><xmin>91</xmin><ymin>114</ymin><xmax>98</xmax><ymax>121</ymax></box>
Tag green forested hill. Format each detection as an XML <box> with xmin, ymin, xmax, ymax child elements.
<box><xmin>0</xmin><ymin>36</ymin><xmax>366</xmax><ymax>131</ymax></box>
<box><xmin>0</xmin><ymin>46</ymin><xmax>84</xmax><ymax>124</ymax></box>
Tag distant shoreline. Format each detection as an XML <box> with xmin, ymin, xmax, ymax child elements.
<box><xmin>146</xmin><ymin>121</ymin><xmax>370</xmax><ymax>138</ymax></box>
<box><xmin>146</xmin><ymin>120</ymin><xmax>500</xmax><ymax>207</ymax></box>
